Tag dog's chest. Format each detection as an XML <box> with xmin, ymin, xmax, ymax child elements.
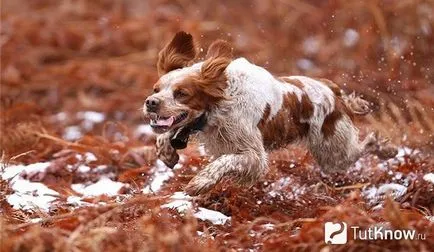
<box><xmin>197</xmin><ymin>127</ymin><xmax>238</xmax><ymax>156</ymax></box>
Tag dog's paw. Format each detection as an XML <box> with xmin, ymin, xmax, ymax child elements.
<box><xmin>160</xmin><ymin>152</ymin><xmax>179</xmax><ymax>168</ymax></box>
<box><xmin>363</xmin><ymin>131</ymin><xmax>378</xmax><ymax>153</ymax></box>
<box><xmin>184</xmin><ymin>176</ymin><xmax>216</xmax><ymax>196</ymax></box>
<box><xmin>365</xmin><ymin>132</ymin><xmax>398</xmax><ymax>160</ymax></box>
<box><xmin>156</xmin><ymin>134</ymin><xmax>179</xmax><ymax>168</ymax></box>
<box><xmin>376</xmin><ymin>144</ymin><xmax>398</xmax><ymax>160</ymax></box>
<box><xmin>156</xmin><ymin>147</ymin><xmax>179</xmax><ymax>168</ymax></box>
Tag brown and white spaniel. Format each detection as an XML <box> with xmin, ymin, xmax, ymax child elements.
<box><xmin>144</xmin><ymin>32</ymin><xmax>397</xmax><ymax>196</ymax></box>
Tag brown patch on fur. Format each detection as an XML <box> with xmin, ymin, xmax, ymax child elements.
<box><xmin>206</xmin><ymin>40</ymin><xmax>233</xmax><ymax>59</ymax></box>
<box><xmin>262</xmin><ymin>103</ymin><xmax>271</xmax><ymax>121</ymax></box>
<box><xmin>279</xmin><ymin>77</ymin><xmax>305</xmax><ymax>89</ymax></box>
<box><xmin>173</xmin><ymin>57</ymin><xmax>231</xmax><ymax>111</ymax></box>
<box><xmin>157</xmin><ymin>31</ymin><xmax>196</xmax><ymax>76</ymax></box>
<box><xmin>312</xmin><ymin>78</ymin><xmax>361</xmax><ymax>139</ymax></box>
<box><xmin>321</xmin><ymin>98</ymin><xmax>354</xmax><ymax>139</ymax></box>
<box><xmin>258</xmin><ymin>92</ymin><xmax>313</xmax><ymax>149</ymax></box>
<box><xmin>316</xmin><ymin>78</ymin><xmax>342</xmax><ymax>96</ymax></box>
<box><xmin>321</xmin><ymin>109</ymin><xmax>342</xmax><ymax>139</ymax></box>
<box><xmin>300</xmin><ymin>94</ymin><xmax>314</xmax><ymax>119</ymax></box>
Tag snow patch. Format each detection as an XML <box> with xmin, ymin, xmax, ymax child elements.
<box><xmin>142</xmin><ymin>160</ymin><xmax>174</xmax><ymax>194</ymax></box>
<box><xmin>162</xmin><ymin>192</ymin><xmax>231</xmax><ymax>225</ymax></box>
<box><xmin>173</xmin><ymin>155</ymin><xmax>186</xmax><ymax>170</ymax></box>
<box><xmin>423</xmin><ymin>173</ymin><xmax>434</xmax><ymax>184</ymax></box>
<box><xmin>63</xmin><ymin>126</ymin><xmax>82</xmax><ymax>141</ymax></box>
<box><xmin>72</xmin><ymin>177</ymin><xmax>125</xmax><ymax>197</ymax></box>
<box><xmin>262</xmin><ymin>223</ymin><xmax>275</xmax><ymax>230</ymax></box>
<box><xmin>198</xmin><ymin>145</ymin><xmax>207</xmax><ymax>156</ymax></box>
<box><xmin>297</xmin><ymin>58</ymin><xmax>315</xmax><ymax>71</ymax></box>
<box><xmin>95</xmin><ymin>165</ymin><xmax>108</xmax><ymax>172</ymax></box>
<box><xmin>54</xmin><ymin>112</ymin><xmax>67</xmax><ymax>122</ymax></box>
<box><xmin>396</xmin><ymin>147</ymin><xmax>419</xmax><ymax>158</ymax></box>
<box><xmin>1</xmin><ymin>162</ymin><xmax>51</xmax><ymax>180</ymax></box>
<box><xmin>303</xmin><ymin>37</ymin><xmax>321</xmax><ymax>55</ymax></box>
<box><xmin>267</xmin><ymin>177</ymin><xmax>306</xmax><ymax>200</ymax></box>
<box><xmin>170</xmin><ymin>191</ymin><xmax>192</xmax><ymax>200</ymax></box>
<box><xmin>77</xmin><ymin>111</ymin><xmax>105</xmax><ymax>123</ymax></box>
<box><xmin>376</xmin><ymin>183</ymin><xmax>407</xmax><ymax>197</ymax></box>
<box><xmin>353</xmin><ymin>158</ymin><xmax>365</xmax><ymax>171</ymax></box>
<box><xmin>67</xmin><ymin>196</ymin><xmax>93</xmax><ymax>207</ymax></box>
<box><xmin>343</xmin><ymin>29</ymin><xmax>359</xmax><ymax>47</ymax></box>
<box><xmin>377</xmin><ymin>146</ymin><xmax>420</xmax><ymax>170</ymax></box>
<box><xmin>30</xmin><ymin>218</ymin><xmax>43</xmax><ymax>223</ymax></box>
<box><xmin>194</xmin><ymin>207</ymin><xmax>231</xmax><ymax>225</ymax></box>
<box><xmin>162</xmin><ymin>199</ymin><xmax>192</xmax><ymax>212</ymax></box>
<box><xmin>77</xmin><ymin>111</ymin><xmax>105</xmax><ymax>130</ymax></box>
<box><xmin>72</xmin><ymin>153</ymin><xmax>97</xmax><ymax>173</ymax></box>
<box><xmin>363</xmin><ymin>183</ymin><xmax>407</xmax><ymax>206</ymax></box>
<box><xmin>77</xmin><ymin>165</ymin><xmax>91</xmax><ymax>173</ymax></box>
<box><xmin>7</xmin><ymin>179</ymin><xmax>59</xmax><ymax>211</ymax></box>
<box><xmin>134</xmin><ymin>124</ymin><xmax>154</xmax><ymax>137</ymax></box>
<box><xmin>84</xmin><ymin>152</ymin><xmax>97</xmax><ymax>162</ymax></box>
<box><xmin>1</xmin><ymin>162</ymin><xmax>60</xmax><ymax>211</ymax></box>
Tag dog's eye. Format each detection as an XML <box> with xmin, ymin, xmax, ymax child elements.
<box><xmin>174</xmin><ymin>89</ymin><xmax>188</xmax><ymax>99</ymax></box>
<box><xmin>153</xmin><ymin>87</ymin><xmax>160</xmax><ymax>93</ymax></box>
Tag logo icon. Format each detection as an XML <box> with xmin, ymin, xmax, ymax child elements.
<box><xmin>324</xmin><ymin>222</ymin><xmax>347</xmax><ymax>244</ymax></box>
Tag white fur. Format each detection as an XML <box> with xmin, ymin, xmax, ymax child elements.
<box><xmin>224</xmin><ymin>58</ymin><xmax>303</xmax><ymax>122</ymax></box>
<box><xmin>159</xmin><ymin>62</ymin><xmax>204</xmax><ymax>90</ymax></box>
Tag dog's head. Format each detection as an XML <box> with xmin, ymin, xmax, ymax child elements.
<box><xmin>144</xmin><ymin>32</ymin><xmax>233</xmax><ymax>134</ymax></box>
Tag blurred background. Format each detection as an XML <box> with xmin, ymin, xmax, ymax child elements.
<box><xmin>1</xmin><ymin>1</ymin><xmax>433</xmax><ymax>251</ymax></box>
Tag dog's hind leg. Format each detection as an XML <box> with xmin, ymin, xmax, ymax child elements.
<box><xmin>310</xmin><ymin>117</ymin><xmax>397</xmax><ymax>174</ymax></box>
<box><xmin>309</xmin><ymin>116</ymin><xmax>364</xmax><ymax>173</ymax></box>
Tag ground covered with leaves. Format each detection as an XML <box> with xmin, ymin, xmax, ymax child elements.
<box><xmin>1</xmin><ymin>0</ymin><xmax>433</xmax><ymax>251</ymax></box>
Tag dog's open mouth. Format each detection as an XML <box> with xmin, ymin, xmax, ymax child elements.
<box><xmin>150</xmin><ymin>112</ymin><xmax>188</xmax><ymax>129</ymax></box>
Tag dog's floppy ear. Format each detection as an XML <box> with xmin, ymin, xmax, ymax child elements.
<box><xmin>201</xmin><ymin>40</ymin><xmax>232</xmax><ymax>81</ymax></box>
<box><xmin>201</xmin><ymin>57</ymin><xmax>231</xmax><ymax>81</ymax></box>
<box><xmin>194</xmin><ymin>41</ymin><xmax>232</xmax><ymax>103</ymax></box>
<box><xmin>206</xmin><ymin>40</ymin><xmax>233</xmax><ymax>59</ymax></box>
<box><xmin>157</xmin><ymin>31</ymin><xmax>196</xmax><ymax>76</ymax></box>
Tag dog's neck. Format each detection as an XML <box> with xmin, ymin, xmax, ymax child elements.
<box><xmin>170</xmin><ymin>113</ymin><xmax>207</xmax><ymax>149</ymax></box>
<box><xmin>188</xmin><ymin>113</ymin><xmax>207</xmax><ymax>132</ymax></box>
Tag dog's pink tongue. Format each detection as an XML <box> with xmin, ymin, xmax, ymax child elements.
<box><xmin>155</xmin><ymin>116</ymin><xmax>174</xmax><ymax>127</ymax></box>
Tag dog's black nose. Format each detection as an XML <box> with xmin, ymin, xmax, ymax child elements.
<box><xmin>145</xmin><ymin>97</ymin><xmax>160</xmax><ymax>112</ymax></box>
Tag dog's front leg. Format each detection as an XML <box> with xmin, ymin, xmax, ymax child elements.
<box><xmin>156</xmin><ymin>132</ymin><xmax>179</xmax><ymax>168</ymax></box>
<box><xmin>184</xmin><ymin>150</ymin><xmax>267</xmax><ymax>196</ymax></box>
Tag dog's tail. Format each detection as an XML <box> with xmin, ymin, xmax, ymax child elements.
<box><xmin>320</xmin><ymin>78</ymin><xmax>372</xmax><ymax>116</ymax></box>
